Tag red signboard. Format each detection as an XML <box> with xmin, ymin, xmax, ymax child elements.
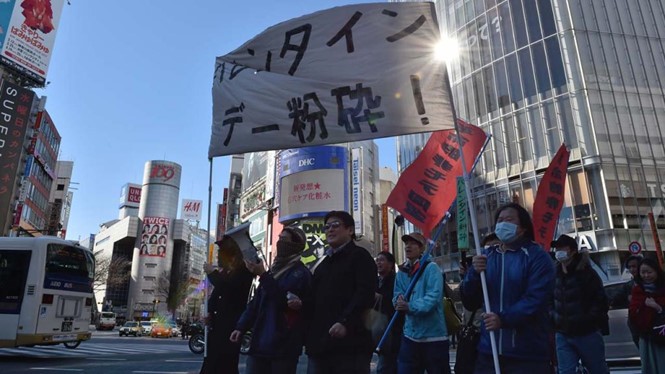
<box><xmin>381</xmin><ymin>204</ymin><xmax>389</xmax><ymax>252</ymax></box>
<box><xmin>128</xmin><ymin>186</ymin><xmax>141</xmax><ymax>203</ymax></box>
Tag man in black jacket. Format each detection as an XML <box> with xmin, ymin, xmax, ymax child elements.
<box><xmin>306</xmin><ymin>211</ymin><xmax>377</xmax><ymax>374</ymax></box>
<box><xmin>552</xmin><ymin>235</ymin><xmax>609</xmax><ymax>374</ymax></box>
<box><xmin>375</xmin><ymin>251</ymin><xmax>402</xmax><ymax>374</ymax></box>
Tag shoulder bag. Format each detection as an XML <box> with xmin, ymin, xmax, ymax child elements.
<box><xmin>454</xmin><ymin>309</ymin><xmax>480</xmax><ymax>374</ymax></box>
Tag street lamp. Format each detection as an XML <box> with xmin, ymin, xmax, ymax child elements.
<box><xmin>152</xmin><ymin>299</ymin><xmax>160</xmax><ymax>317</ymax></box>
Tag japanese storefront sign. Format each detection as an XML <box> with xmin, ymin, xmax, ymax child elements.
<box><xmin>533</xmin><ymin>144</ymin><xmax>570</xmax><ymax>251</ymax></box>
<box><xmin>119</xmin><ymin>183</ymin><xmax>141</xmax><ymax>208</ymax></box>
<box><xmin>181</xmin><ymin>199</ymin><xmax>203</xmax><ymax>221</ymax></box>
<box><xmin>381</xmin><ymin>204</ymin><xmax>389</xmax><ymax>252</ymax></box>
<box><xmin>0</xmin><ymin>80</ymin><xmax>34</xmax><ymax>232</ymax></box>
<box><xmin>209</xmin><ymin>2</ymin><xmax>453</xmax><ymax>157</ymax></box>
<box><xmin>278</xmin><ymin>146</ymin><xmax>347</xmax><ymax>222</ymax></box>
<box><xmin>456</xmin><ymin>176</ymin><xmax>468</xmax><ymax>250</ymax></box>
<box><xmin>386</xmin><ymin>119</ymin><xmax>486</xmax><ymax>237</ymax></box>
<box><xmin>139</xmin><ymin>216</ymin><xmax>170</xmax><ymax>258</ymax></box>
<box><xmin>351</xmin><ymin>148</ymin><xmax>363</xmax><ymax>237</ymax></box>
<box><xmin>0</xmin><ymin>0</ymin><xmax>65</xmax><ymax>85</ymax></box>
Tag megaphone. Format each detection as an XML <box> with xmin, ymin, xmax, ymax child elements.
<box><xmin>216</xmin><ymin>222</ymin><xmax>262</xmax><ymax>264</ymax></box>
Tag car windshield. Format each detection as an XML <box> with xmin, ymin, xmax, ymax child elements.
<box><xmin>124</xmin><ymin>322</ymin><xmax>138</xmax><ymax>327</ymax></box>
<box><xmin>141</xmin><ymin>321</ymin><xmax>151</xmax><ymax>326</ymax></box>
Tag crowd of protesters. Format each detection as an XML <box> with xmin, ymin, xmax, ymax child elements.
<box><xmin>197</xmin><ymin>205</ymin><xmax>665</xmax><ymax>374</ymax></box>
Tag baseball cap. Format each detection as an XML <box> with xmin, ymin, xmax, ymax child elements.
<box><xmin>402</xmin><ymin>232</ymin><xmax>427</xmax><ymax>247</ymax></box>
<box><xmin>551</xmin><ymin>235</ymin><xmax>577</xmax><ymax>251</ymax></box>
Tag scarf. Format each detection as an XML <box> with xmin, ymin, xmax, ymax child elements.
<box><xmin>271</xmin><ymin>240</ymin><xmax>304</xmax><ymax>279</ymax></box>
<box><xmin>643</xmin><ymin>283</ymin><xmax>657</xmax><ymax>293</ymax></box>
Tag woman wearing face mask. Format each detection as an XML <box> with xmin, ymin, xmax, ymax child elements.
<box><xmin>460</xmin><ymin>203</ymin><xmax>555</xmax><ymax>373</ymax></box>
<box><xmin>229</xmin><ymin>226</ymin><xmax>312</xmax><ymax>374</ymax></box>
<box><xmin>629</xmin><ymin>258</ymin><xmax>665</xmax><ymax>374</ymax></box>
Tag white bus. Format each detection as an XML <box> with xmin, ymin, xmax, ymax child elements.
<box><xmin>97</xmin><ymin>311</ymin><xmax>116</xmax><ymax>331</ymax></box>
<box><xmin>0</xmin><ymin>237</ymin><xmax>95</xmax><ymax>349</ymax></box>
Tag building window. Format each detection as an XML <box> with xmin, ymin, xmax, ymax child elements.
<box><xmin>57</xmin><ymin>184</ymin><xmax>65</xmax><ymax>191</ymax></box>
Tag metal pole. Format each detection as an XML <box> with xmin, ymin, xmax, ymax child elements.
<box><xmin>203</xmin><ymin>158</ymin><xmax>214</xmax><ymax>357</ymax></box>
<box><xmin>445</xmin><ymin>73</ymin><xmax>501</xmax><ymax>374</ymax></box>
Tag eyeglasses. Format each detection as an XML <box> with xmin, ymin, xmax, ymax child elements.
<box><xmin>324</xmin><ymin>221</ymin><xmax>342</xmax><ymax>231</ymax></box>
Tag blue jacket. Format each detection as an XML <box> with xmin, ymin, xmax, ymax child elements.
<box><xmin>460</xmin><ymin>239</ymin><xmax>554</xmax><ymax>361</ymax></box>
<box><xmin>393</xmin><ymin>261</ymin><xmax>447</xmax><ymax>340</ymax></box>
<box><xmin>236</xmin><ymin>262</ymin><xmax>312</xmax><ymax>358</ymax></box>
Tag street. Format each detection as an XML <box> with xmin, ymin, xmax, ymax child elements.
<box><xmin>0</xmin><ymin>329</ymin><xmax>642</xmax><ymax>373</ymax></box>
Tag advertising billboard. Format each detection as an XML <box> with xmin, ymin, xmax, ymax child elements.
<box><xmin>147</xmin><ymin>162</ymin><xmax>180</xmax><ymax>187</ymax></box>
<box><xmin>0</xmin><ymin>0</ymin><xmax>65</xmax><ymax>85</ymax></box>
<box><xmin>242</xmin><ymin>151</ymin><xmax>268</xmax><ymax>192</ymax></box>
<box><xmin>0</xmin><ymin>80</ymin><xmax>34</xmax><ymax>232</ymax></box>
<box><xmin>119</xmin><ymin>183</ymin><xmax>141</xmax><ymax>208</ymax></box>
<box><xmin>299</xmin><ymin>219</ymin><xmax>327</xmax><ymax>269</ymax></box>
<box><xmin>278</xmin><ymin>146</ymin><xmax>347</xmax><ymax>222</ymax></box>
<box><xmin>351</xmin><ymin>148</ymin><xmax>363</xmax><ymax>236</ymax></box>
<box><xmin>139</xmin><ymin>216</ymin><xmax>169</xmax><ymax>258</ymax></box>
<box><xmin>181</xmin><ymin>199</ymin><xmax>202</xmax><ymax>221</ymax></box>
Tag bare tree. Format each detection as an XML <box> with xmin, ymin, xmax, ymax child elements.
<box><xmin>93</xmin><ymin>250</ymin><xmax>131</xmax><ymax>293</ymax></box>
<box><xmin>154</xmin><ymin>271</ymin><xmax>189</xmax><ymax>317</ymax></box>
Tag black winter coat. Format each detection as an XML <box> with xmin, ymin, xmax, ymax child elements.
<box><xmin>305</xmin><ymin>241</ymin><xmax>377</xmax><ymax>356</ymax></box>
<box><xmin>552</xmin><ymin>252</ymin><xmax>609</xmax><ymax>336</ymax></box>
<box><xmin>376</xmin><ymin>272</ymin><xmax>403</xmax><ymax>355</ymax></box>
<box><xmin>206</xmin><ymin>266</ymin><xmax>254</xmax><ymax>353</ymax></box>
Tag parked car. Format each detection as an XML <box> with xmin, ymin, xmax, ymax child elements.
<box><xmin>140</xmin><ymin>321</ymin><xmax>154</xmax><ymax>335</ymax></box>
<box><xmin>119</xmin><ymin>321</ymin><xmax>142</xmax><ymax>337</ymax></box>
<box><xmin>604</xmin><ymin>280</ymin><xmax>640</xmax><ymax>365</ymax></box>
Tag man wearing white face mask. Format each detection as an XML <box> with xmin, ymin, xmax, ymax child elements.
<box><xmin>460</xmin><ymin>203</ymin><xmax>555</xmax><ymax>373</ymax></box>
<box><xmin>551</xmin><ymin>235</ymin><xmax>609</xmax><ymax>374</ymax></box>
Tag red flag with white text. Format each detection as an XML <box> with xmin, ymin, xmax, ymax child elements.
<box><xmin>386</xmin><ymin>120</ymin><xmax>487</xmax><ymax>237</ymax></box>
<box><xmin>532</xmin><ymin>144</ymin><xmax>570</xmax><ymax>251</ymax></box>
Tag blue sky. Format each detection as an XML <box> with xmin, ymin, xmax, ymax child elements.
<box><xmin>37</xmin><ymin>0</ymin><xmax>397</xmax><ymax>242</ymax></box>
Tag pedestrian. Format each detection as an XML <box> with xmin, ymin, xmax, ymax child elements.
<box><xmin>375</xmin><ymin>251</ymin><xmax>402</xmax><ymax>374</ymax></box>
<box><xmin>616</xmin><ymin>255</ymin><xmax>642</xmax><ymax>347</ymax></box>
<box><xmin>551</xmin><ymin>234</ymin><xmax>609</xmax><ymax>374</ymax></box>
<box><xmin>229</xmin><ymin>226</ymin><xmax>312</xmax><ymax>374</ymax></box>
<box><xmin>394</xmin><ymin>232</ymin><xmax>450</xmax><ymax>374</ymax></box>
<box><xmin>305</xmin><ymin>210</ymin><xmax>377</xmax><ymax>374</ymax></box>
<box><xmin>629</xmin><ymin>257</ymin><xmax>665</xmax><ymax>374</ymax></box>
<box><xmin>460</xmin><ymin>203</ymin><xmax>555</xmax><ymax>373</ymax></box>
<box><xmin>199</xmin><ymin>241</ymin><xmax>254</xmax><ymax>374</ymax></box>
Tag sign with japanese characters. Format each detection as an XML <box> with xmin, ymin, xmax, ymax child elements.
<box><xmin>386</xmin><ymin>119</ymin><xmax>487</xmax><ymax>237</ymax></box>
<box><xmin>532</xmin><ymin>144</ymin><xmax>570</xmax><ymax>251</ymax></box>
<box><xmin>279</xmin><ymin>146</ymin><xmax>347</xmax><ymax>222</ymax></box>
<box><xmin>0</xmin><ymin>0</ymin><xmax>65</xmax><ymax>85</ymax></box>
<box><xmin>209</xmin><ymin>2</ymin><xmax>453</xmax><ymax>157</ymax></box>
<box><xmin>456</xmin><ymin>176</ymin><xmax>468</xmax><ymax>250</ymax></box>
<box><xmin>139</xmin><ymin>216</ymin><xmax>170</xmax><ymax>258</ymax></box>
<box><xmin>181</xmin><ymin>199</ymin><xmax>203</xmax><ymax>221</ymax></box>
<box><xmin>0</xmin><ymin>80</ymin><xmax>34</xmax><ymax>232</ymax></box>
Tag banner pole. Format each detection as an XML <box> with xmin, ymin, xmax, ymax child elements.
<box><xmin>445</xmin><ymin>74</ymin><xmax>500</xmax><ymax>374</ymax></box>
<box><xmin>203</xmin><ymin>158</ymin><xmax>213</xmax><ymax>358</ymax></box>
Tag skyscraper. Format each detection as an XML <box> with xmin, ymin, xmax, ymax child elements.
<box><xmin>396</xmin><ymin>0</ymin><xmax>665</xmax><ymax>279</ymax></box>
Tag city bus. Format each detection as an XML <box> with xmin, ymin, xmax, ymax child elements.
<box><xmin>0</xmin><ymin>236</ymin><xmax>95</xmax><ymax>349</ymax></box>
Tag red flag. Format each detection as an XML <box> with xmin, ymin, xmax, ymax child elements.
<box><xmin>532</xmin><ymin>144</ymin><xmax>570</xmax><ymax>251</ymax></box>
<box><xmin>386</xmin><ymin>120</ymin><xmax>487</xmax><ymax>237</ymax></box>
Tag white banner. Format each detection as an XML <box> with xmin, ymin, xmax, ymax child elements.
<box><xmin>181</xmin><ymin>199</ymin><xmax>203</xmax><ymax>221</ymax></box>
<box><xmin>351</xmin><ymin>148</ymin><xmax>363</xmax><ymax>236</ymax></box>
<box><xmin>209</xmin><ymin>2</ymin><xmax>453</xmax><ymax>157</ymax></box>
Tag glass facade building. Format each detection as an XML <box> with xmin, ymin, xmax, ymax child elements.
<box><xmin>395</xmin><ymin>0</ymin><xmax>665</xmax><ymax>279</ymax></box>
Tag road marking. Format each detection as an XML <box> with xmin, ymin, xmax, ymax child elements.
<box><xmin>31</xmin><ymin>369</ymin><xmax>83</xmax><ymax>372</ymax></box>
<box><xmin>132</xmin><ymin>372</ymin><xmax>190</xmax><ymax>374</ymax></box>
<box><xmin>86</xmin><ymin>357</ymin><xmax>127</xmax><ymax>361</ymax></box>
<box><xmin>164</xmin><ymin>359</ymin><xmax>201</xmax><ymax>363</ymax></box>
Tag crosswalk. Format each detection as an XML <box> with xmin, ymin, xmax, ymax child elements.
<box><xmin>0</xmin><ymin>342</ymin><xmax>190</xmax><ymax>358</ymax></box>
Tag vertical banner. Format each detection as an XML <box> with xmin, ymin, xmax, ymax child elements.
<box><xmin>0</xmin><ymin>80</ymin><xmax>34</xmax><ymax>232</ymax></box>
<box><xmin>456</xmin><ymin>176</ymin><xmax>469</xmax><ymax>250</ymax></box>
<box><xmin>139</xmin><ymin>216</ymin><xmax>170</xmax><ymax>257</ymax></box>
<box><xmin>381</xmin><ymin>204</ymin><xmax>389</xmax><ymax>252</ymax></box>
<box><xmin>351</xmin><ymin>148</ymin><xmax>363</xmax><ymax>237</ymax></box>
<box><xmin>532</xmin><ymin>144</ymin><xmax>570</xmax><ymax>251</ymax></box>
<box><xmin>386</xmin><ymin>120</ymin><xmax>487</xmax><ymax>237</ymax></box>
<box><xmin>648</xmin><ymin>212</ymin><xmax>665</xmax><ymax>268</ymax></box>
